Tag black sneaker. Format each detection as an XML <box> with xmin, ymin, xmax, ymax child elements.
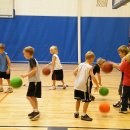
<box><xmin>74</xmin><ymin>113</ymin><xmax>79</xmax><ymax>118</ymax></box>
<box><xmin>119</xmin><ymin>109</ymin><xmax>127</xmax><ymax>114</ymax></box>
<box><xmin>28</xmin><ymin>112</ymin><xmax>34</xmax><ymax>118</ymax></box>
<box><xmin>30</xmin><ymin>112</ymin><xmax>40</xmax><ymax>121</ymax></box>
<box><xmin>90</xmin><ymin>95</ymin><xmax>95</xmax><ymax>101</ymax></box>
<box><xmin>128</xmin><ymin>104</ymin><xmax>130</xmax><ymax>109</ymax></box>
<box><xmin>113</xmin><ymin>101</ymin><xmax>121</xmax><ymax>108</ymax></box>
<box><xmin>81</xmin><ymin>114</ymin><xmax>93</xmax><ymax>121</ymax></box>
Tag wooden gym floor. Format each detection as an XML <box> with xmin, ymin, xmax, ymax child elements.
<box><xmin>0</xmin><ymin>63</ymin><xmax>130</xmax><ymax>130</ymax></box>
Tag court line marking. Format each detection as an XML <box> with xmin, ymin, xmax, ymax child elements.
<box><xmin>0</xmin><ymin>126</ymin><xmax>129</xmax><ymax>130</ymax></box>
<box><xmin>0</xmin><ymin>93</ymin><xmax>9</xmax><ymax>103</ymax></box>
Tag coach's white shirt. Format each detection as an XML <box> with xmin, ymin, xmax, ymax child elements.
<box><xmin>74</xmin><ymin>62</ymin><xmax>92</xmax><ymax>92</ymax></box>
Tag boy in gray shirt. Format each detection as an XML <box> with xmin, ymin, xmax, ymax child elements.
<box><xmin>21</xmin><ymin>46</ymin><xmax>41</xmax><ymax>121</ymax></box>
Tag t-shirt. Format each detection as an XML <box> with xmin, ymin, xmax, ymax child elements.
<box><xmin>28</xmin><ymin>58</ymin><xmax>41</xmax><ymax>82</ymax></box>
<box><xmin>93</xmin><ymin>64</ymin><xmax>100</xmax><ymax>75</ymax></box>
<box><xmin>53</xmin><ymin>54</ymin><xmax>62</xmax><ymax>70</ymax></box>
<box><xmin>120</xmin><ymin>61</ymin><xmax>130</xmax><ymax>86</ymax></box>
<box><xmin>74</xmin><ymin>62</ymin><xmax>92</xmax><ymax>92</ymax></box>
<box><xmin>0</xmin><ymin>52</ymin><xmax>8</xmax><ymax>72</ymax></box>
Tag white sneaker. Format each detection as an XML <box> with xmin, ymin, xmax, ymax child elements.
<box><xmin>49</xmin><ymin>86</ymin><xmax>56</xmax><ymax>90</ymax></box>
<box><xmin>5</xmin><ymin>87</ymin><xmax>13</xmax><ymax>93</ymax></box>
<box><xmin>63</xmin><ymin>84</ymin><xmax>68</xmax><ymax>89</ymax></box>
<box><xmin>0</xmin><ymin>87</ymin><xmax>3</xmax><ymax>92</ymax></box>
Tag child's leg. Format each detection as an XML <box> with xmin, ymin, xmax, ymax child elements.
<box><xmin>6</xmin><ymin>79</ymin><xmax>10</xmax><ymax>86</ymax></box>
<box><xmin>83</xmin><ymin>102</ymin><xmax>89</xmax><ymax>115</ymax></box>
<box><xmin>61</xmin><ymin>80</ymin><xmax>65</xmax><ymax>86</ymax></box>
<box><xmin>53</xmin><ymin>80</ymin><xmax>56</xmax><ymax>86</ymax></box>
<box><xmin>76</xmin><ymin>100</ymin><xmax>81</xmax><ymax>113</ymax></box>
<box><xmin>27</xmin><ymin>96</ymin><xmax>38</xmax><ymax>111</ymax></box>
<box><xmin>121</xmin><ymin>86</ymin><xmax>128</xmax><ymax>112</ymax></box>
<box><xmin>0</xmin><ymin>78</ymin><xmax>3</xmax><ymax>92</ymax></box>
<box><xmin>31</xmin><ymin>97</ymin><xmax>39</xmax><ymax>112</ymax></box>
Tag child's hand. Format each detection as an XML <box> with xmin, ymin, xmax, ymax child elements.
<box><xmin>6</xmin><ymin>69</ymin><xmax>10</xmax><ymax>74</ymax></box>
<box><xmin>94</xmin><ymin>86</ymin><xmax>99</xmax><ymax>92</ymax></box>
<box><xmin>21</xmin><ymin>74</ymin><xmax>27</xmax><ymax>78</ymax></box>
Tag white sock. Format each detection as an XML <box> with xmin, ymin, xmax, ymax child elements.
<box><xmin>34</xmin><ymin>109</ymin><xmax>39</xmax><ymax>112</ymax></box>
<box><xmin>82</xmin><ymin>113</ymin><xmax>86</xmax><ymax>116</ymax></box>
<box><xmin>76</xmin><ymin>111</ymin><xmax>79</xmax><ymax>114</ymax></box>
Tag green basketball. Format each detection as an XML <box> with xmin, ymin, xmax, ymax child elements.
<box><xmin>99</xmin><ymin>87</ymin><xmax>109</xmax><ymax>96</ymax></box>
<box><xmin>10</xmin><ymin>77</ymin><xmax>23</xmax><ymax>88</ymax></box>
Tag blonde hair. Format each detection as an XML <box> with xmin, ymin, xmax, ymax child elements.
<box><xmin>0</xmin><ymin>43</ymin><xmax>5</xmax><ymax>49</ymax></box>
<box><xmin>85</xmin><ymin>51</ymin><xmax>95</xmax><ymax>60</ymax></box>
<box><xmin>23</xmin><ymin>46</ymin><xmax>34</xmax><ymax>55</ymax></box>
<box><xmin>50</xmin><ymin>45</ymin><xmax>58</xmax><ymax>51</ymax></box>
<box><xmin>97</xmin><ymin>58</ymin><xmax>106</xmax><ymax>66</ymax></box>
<box><xmin>118</xmin><ymin>45</ymin><xmax>130</xmax><ymax>55</ymax></box>
<box><xmin>125</xmin><ymin>53</ymin><xmax>130</xmax><ymax>63</ymax></box>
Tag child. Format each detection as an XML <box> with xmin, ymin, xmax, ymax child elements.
<box><xmin>0</xmin><ymin>43</ymin><xmax>13</xmax><ymax>93</ymax></box>
<box><xmin>73</xmin><ymin>51</ymin><xmax>99</xmax><ymax>121</ymax></box>
<box><xmin>21</xmin><ymin>46</ymin><xmax>41</xmax><ymax>121</ymax></box>
<box><xmin>112</xmin><ymin>45</ymin><xmax>130</xmax><ymax>108</ymax></box>
<box><xmin>90</xmin><ymin>58</ymin><xmax>106</xmax><ymax>101</ymax></box>
<box><xmin>119</xmin><ymin>53</ymin><xmax>130</xmax><ymax>114</ymax></box>
<box><xmin>49</xmin><ymin>45</ymin><xmax>67</xmax><ymax>90</ymax></box>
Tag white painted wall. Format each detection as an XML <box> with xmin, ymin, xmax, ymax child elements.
<box><xmin>14</xmin><ymin>0</ymin><xmax>130</xmax><ymax>17</ymax></box>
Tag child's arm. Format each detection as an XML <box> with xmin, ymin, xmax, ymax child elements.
<box><xmin>6</xmin><ymin>55</ymin><xmax>11</xmax><ymax>74</ymax></box>
<box><xmin>90</xmin><ymin>68</ymin><xmax>99</xmax><ymax>91</ymax></box>
<box><xmin>97</xmin><ymin>73</ymin><xmax>102</xmax><ymax>86</ymax></box>
<box><xmin>21</xmin><ymin>67</ymin><xmax>37</xmax><ymax>78</ymax></box>
<box><xmin>51</xmin><ymin>56</ymin><xmax>56</xmax><ymax>72</ymax></box>
<box><xmin>73</xmin><ymin>67</ymin><xmax>78</xmax><ymax>76</ymax></box>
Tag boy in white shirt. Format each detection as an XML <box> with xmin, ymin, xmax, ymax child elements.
<box><xmin>49</xmin><ymin>46</ymin><xmax>67</xmax><ymax>90</ymax></box>
<box><xmin>74</xmin><ymin>51</ymin><xmax>99</xmax><ymax>121</ymax></box>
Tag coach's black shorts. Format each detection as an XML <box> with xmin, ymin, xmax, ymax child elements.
<box><xmin>27</xmin><ymin>82</ymin><xmax>41</xmax><ymax>98</ymax></box>
<box><xmin>52</xmin><ymin>69</ymin><xmax>63</xmax><ymax>80</ymax></box>
<box><xmin>74</xmin><ymin>90</ymin><xmax>91</xmax><ymax>102</ymax></box>
<box><xmin>0</xmin><ymin>72</ymin><xmax>10</xmax><ymax>79</ymax></box>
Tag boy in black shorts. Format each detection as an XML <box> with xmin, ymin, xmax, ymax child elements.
<box><xmin>90</xmin><ymin>58</ymin><xmax>106</xmax><ymax>101</ymax></box>
<box><xmin>21</xmin><ymin>46</ymin><xmax>41</xmax><ymax>121</ymax></box>
<box><xmin>74</xmin><ymin>51</ymin><xmax>99</xmax><ymax>121</ymax></box>
<box><xmin>0</xmin><ymin>43</ymin><xmax>13</xmax><ymax>93</ymax></box>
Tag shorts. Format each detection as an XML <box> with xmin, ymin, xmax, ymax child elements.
<box><xmin>27</xmin><ymin>82</ymin><xmax>42</xmax><ymax>98</ymax></box>
<box><xmin>74</xmin><ymin>90</ymin><xmax>91</xmax><ymax>102</ymax></box>
<box><xmin>0</xmin><ymin>72</ymin><xmax>10</xmax><ymax>79</ymax></box>
<box><xmin>52</xmin><ymin>69</ymin><xmax>63</xmax><ymax>80</ymax></box>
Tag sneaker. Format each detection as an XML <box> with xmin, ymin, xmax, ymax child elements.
<box><xmin>28</xmin><ymin>112</ymin><xmax>34</xmax><ymax>118</ymax></box>
<box><xmin>90</xmin><ymin>95</ymin><xmax>95</xmax><ymax>101</ymax></box>
<box><xmin>30</xmin><ymin>112</ymin><xmax>40</xmax><ymax>121</ymax></box>
<box><xmin>49</xmin><ymin>86</ymin><xmax>56</xmax><ymax>90</ymax></box>
<box><xmin>74</xmin><ymin>113</ymin><xmax>79</xmax><ymax>118</ymax></box>
<box><xmin>81</xmin><ymin>114</ymin><xmax>93</xmax><ymax>121</ymax></box>
<box><xmin>5</xmin><ymin>87</ymin><xmax>13</xmax><ymax>93</ymax></box>
<box><xmin>0</xmin><ymin>87</ymin><xmax>3</xmax><ymax>92</ymax></box>
<box><xmin>113</xmin><ymin>101</ymin><xmax>121</xmax><ymax>108</ymax></box>
<box><xmin>119</xmin><ymin>109</ymin><xmax>127</xmax><ymax>114</ymax></box>
<box><xmin>63</xmin><ymin>84</ymin><xmax>68</xmax><ymax>89</ymax></box>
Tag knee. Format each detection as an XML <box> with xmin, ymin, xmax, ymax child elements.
<box><xmin>27</xmin><ymin>96</ymin><xmax>31</xmax><ymax>100</ymax></box>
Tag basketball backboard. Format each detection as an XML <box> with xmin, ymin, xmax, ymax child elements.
<box><xmin>112</xmin><ymin>0</ymin><xmax>130</xmax><ymax>9</ymax></box>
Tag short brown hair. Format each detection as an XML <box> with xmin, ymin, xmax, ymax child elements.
<box><xmin>118</xmin><ymin>45</ymin><xmax>130</xmax><ymax>55</ymax></box>
<box><xmin>24</xmin><ymin>46</ymin><xmax>34</xmax><ymax>55</ymax></box>
<box><xmin>85</xmin><ymin>51</ymin><xmax>95</xmax><ymax>60</ymax></box>
<box><xmin>125</xmin><ymin>53</ymin><xmax>130</xmax><ymax>63</ymax></box>
<box><xmin>97</xmin><ymin>58</ymin><xmax>106</xmax><ymax>66</ymax></box>
<box><xmin>0</xmin><ymin>43</ymin><xmax>5</xmax><ymax>49</ymax></box>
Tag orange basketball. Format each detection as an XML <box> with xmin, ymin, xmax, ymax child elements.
<box><xmin>42</xmin><ymin>66</ymin><xmax>51</xmax><ymax>76</ymax></box>
<box><xmin>99</xmin><ymin>102</ymin><xmax>110</xmax><ymax>113</ymax></box>
<box><xmin>101</xmin><ymin>62</ymin><xmax>113</xmax><ymax>73</ymax></box>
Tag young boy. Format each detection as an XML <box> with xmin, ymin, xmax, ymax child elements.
<box><xmin>49</xmin><ymin>45</ymin><xmax>67</xmax><ymax>90</ymax></box>
<box><xmin>21</xmin><ymin>46</ymin><xmax>41</xmax><ymax>121</ymax></box>
<box><xmin>119</xmin><ymin>53</ymin><xmax>130</xmax><ymax>113</ymax></box>
<box><xmin>112</xmin><ymin>45</ymin><xmax>129</xmax><ymax>108</ymax></box>
<box><xmin>0</xmin><ymin>43</ymin><xmax>13</xmax><ymax>93</ymax></box>
<box><xmin>90</xmin><ymin>58</ymin><xmax>106</xmax><ymax>101</ymax></box>
<box><xmin>73</xmin><ymin>51</ymin><xmax>99</xmax><ymax>121</ymax></box>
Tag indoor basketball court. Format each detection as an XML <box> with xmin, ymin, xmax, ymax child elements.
<box><xmin>0</xmin><ymin>0</ymin><xmax>130</xmax><ymax>130</ymax></box>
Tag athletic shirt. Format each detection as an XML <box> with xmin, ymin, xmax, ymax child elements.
<box><xmin>74</xmin><ymin>63</ymin><xmax>92</xmax><ymax>92</ymax></box>
<box><xmin>53</xmin><ymin>54</ymin><xmax>62</xmax><ymax>70</ymax></box>
<box><xmin>0</xmin><ymin>52</ymin><xmax>8</xmax><ymax>72</ymax></box>
<box><xmin>28</xmin><ymin>58</ymin><xmax>41</xmax><ymax>82</ymax></box>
